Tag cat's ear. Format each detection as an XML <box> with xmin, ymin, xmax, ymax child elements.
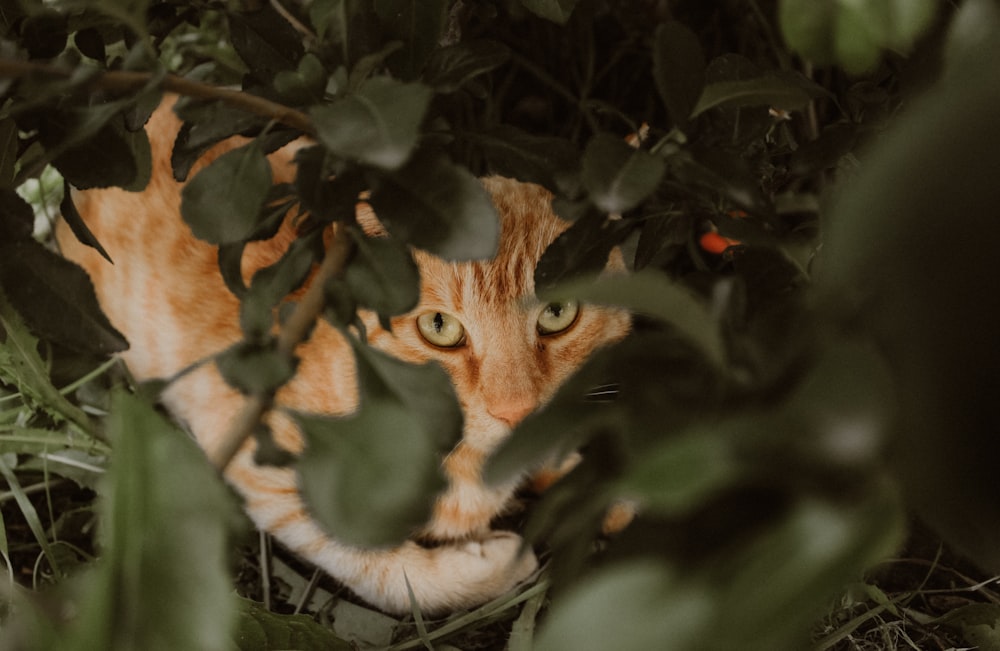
<box><xmin>356</xmin><ymin>201</ymin><xmax>388</xmax><ymax>238</ymax></box>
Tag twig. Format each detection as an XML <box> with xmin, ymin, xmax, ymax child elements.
<box><xmin>0</xmin><ymin>58</ymin><xmax>316</xmax><ymax>136</ymax></box>
<box><xmin>206</xmin><ymin>223</ymin><xmax>353</xmax><ymax>471</ymax></box>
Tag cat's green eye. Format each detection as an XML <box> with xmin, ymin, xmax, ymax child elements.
<box><xmin>537</xmin><ymin>300</ymin><xmax>580</xmax><ymax>335</ymax></box>
<box><xmin>417</xmin><ymin>311</ymin><xmax>466</xmax><ymax>347</ymax></box>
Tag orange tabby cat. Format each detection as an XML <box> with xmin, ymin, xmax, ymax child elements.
<box><xmin>58</xmin><ymin>98</ymin><xmax>630</xmax><ymax>614</ymax></box>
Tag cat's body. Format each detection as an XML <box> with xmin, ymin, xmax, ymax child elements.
<box><xmin>58</xmin><ymin>99</ymin><xmax>630</xmax><ymax>614</ymax></box>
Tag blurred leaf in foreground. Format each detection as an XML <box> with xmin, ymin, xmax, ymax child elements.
<box><xmin>818</xmin><ymin>41</ymin><xmax>1000</xmax><ymax>572</ymax></box>
<box><xmin>39</xmin><ymin>390</ymin><xmax>238</xmax><ymax>651</ymax></box>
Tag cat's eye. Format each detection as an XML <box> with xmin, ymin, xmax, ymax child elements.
<box><xmin>537</xmin><ymin>300</ymin><xmax>580</xmax><ymax>335</ymax></box>
<box><xmin>417</xmin><ymin>312</ymin><xmax>466</xmax><ymax>347</ymax></box>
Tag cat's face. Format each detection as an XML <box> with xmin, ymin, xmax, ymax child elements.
<box><xmin>359</xmin><ymin>177</ymin><xmax>631</xmax><ymax>539</ymax></box>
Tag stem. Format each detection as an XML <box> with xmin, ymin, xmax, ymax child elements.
<box><xmin>0</xmin><ymin>58</ymin><xmax>316</xmax><ymax>136</ymax></box>
<box><xmin>206</xmin><ymin>223</ymin><xmax>353</xmax><ymax>471</ymax></box>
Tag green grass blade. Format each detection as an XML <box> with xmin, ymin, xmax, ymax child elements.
<box><xmin>0</xmin><ymin>454</ymin><xmax>62</xmax><ymax>578</ymax></box>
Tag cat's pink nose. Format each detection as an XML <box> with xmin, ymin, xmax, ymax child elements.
<box><xmin>487</xmin><ymin>397</ymin><xmax>536</xmax><ymax>427</ymax></box>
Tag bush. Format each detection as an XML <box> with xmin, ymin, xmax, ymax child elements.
<box><xmin>2</xmin><ymin>0</ymin><xmax>999</xmax><ymax>649</ymax></box>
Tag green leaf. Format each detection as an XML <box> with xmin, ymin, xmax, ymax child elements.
<box><xmin>171</xmin><ymin>100</ymin><xmax>268</xmax><ymax>181</ymax></box>
<box><xmin>691</xmin><ymin>75</ymin><xmax>816</xmax><ymax>117</ymax></box>
<box><xmin>581</xmin><ymin>133</ymin><xmax>665</xmax><ymax>214</ymax></box>
<box><xmin>228</xmin><ymin>4</ymin><xmax>304</xmax><ymax>81</ymax></box>
<box><xmin>652</xmin><ymin>22</ymin><xmax>706</xmax><ymax>127</ymax></box>
<box><xmin>468</xmin><ymin>125</ymin><xmax>580</xmax><ymax>194</ymax></box>
<box><xmin>310</xmin><ymin>77</ymin><xmax>432</xmax><ymax>170</ymax></box>
<box><xmin>67</xmin><ymin>390</ymin><xmax>238</xmax><ymax>651</ymax></box>
<box><xmin>535</xmin><ymin>561</ymin><xmax>705</xmax><ymax>651</ymax></box>
<box><xmin>940</xmin><ymin>603</ymin><xmax>1000</xmax><ymax>651</ymax></box>
<box><xmin>216</xmin><ymin>339</ymin><xmax>298</xmax><ymax>395</ymax></box>
<box><xmin>60</xmin><ymin>181</ymin><xmax>112</xmax><ymax>263</ymax></box>
<box><xmin>0</xmin><ymin>237</ymin><xmax>128</xmax><ymax>355</ymax></box>
<box><xmin>49</xmin><ymin>114</ymin><xmax>147</xmax><ymax>190</ymax></box>
<box><xmin>0</xmin><ymin>187</ymin><xmax>34</xmax><ymax>241</ymax></box>
<box><xmin>778</xmin><ymin>0</ymin><xmax>937</xmax><ymax>73</ymax></box>
<box><xmin>423</xmin><ymin>40</ymin><xmax>510</xmax><ymax>93</ymax></box>
<box><xmin>374</xmin><ymin>0</ymin><xmax>449</xmax><ymax>80</ymax></box>
<box><xmin>0</xmin><ymin>293</ymin><xmax>93</xmax><ymax>432</ymax></box>
<box><xmin>617</xmin><ymin>429</ymin><xmax>735</xmax><ymax>515</ymax></box>
<box><xmin>344</xmin><ymin>228</ymin><xmax>420</xmax><ymax>318</ymax></box>
<box><xmin>180</xmin><ymin>142</ymin><xmax>273</xmax><ymax>244</ymax></box>
<box><xmin>274</xmin><ymin>53</ymin><xmax>327</xmax><ymax>104</ymax></box>
<box><xmin>234</xmin><ymin>597</ymin><xmax>353</xmax><ymax>650</ymax></box>
<box><xmin>296</xmin><ymin>342</ymin><xmax>460</xmax><ymax>547</ymax></box>
<box><xmin>368</xmin><ymin>150</ymin><xmax>500</xmax><ymax>260</ymax></box>
<box><xmin>520</xmin><ymin>0</ymin><xmax>580</xmax><ymax>24</ymax></box>
<box><xmin>817</xmin><ymin>53</ymin><xmax>1000</xmax><ymax>570</ymax></box>
<box><xmin>0</xmin><ymin>117</ymin><xmax>17</xmax><ymax>187</ymax></box>
<box><xmin>533</xmin><ymin>208</ymin><xmax>629</xmax><ymax>291</ymax></box>
<box><xmin>540</xmin><ymin>270</ymin><xmax>725</xmax><ymax>366</ymax></box>
<box><xmin>239</xmin><ymin>231</ymin><xmax>322</xmax><ymax>337</ymax></box>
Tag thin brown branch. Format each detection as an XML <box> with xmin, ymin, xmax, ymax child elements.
<box><xmin>0</xmin><ymin>58</ymin><xmax>316</xmax><ymax>136</ymax></box>
<box><xmin>207</xmin><ymin>223</ymin><xmax>354</xmax><ymax>471</ymax></box>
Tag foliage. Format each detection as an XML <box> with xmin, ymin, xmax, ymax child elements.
<box><xmin>1</xmin><ymin>0</ymin><xmax>999</xmax><ymax>649</ymax></box>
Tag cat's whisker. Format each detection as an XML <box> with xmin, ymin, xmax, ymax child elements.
<box><xmin>584</xmin><ymin>383</ymin><xmax>619</xmax><ymax>402</ymax></box>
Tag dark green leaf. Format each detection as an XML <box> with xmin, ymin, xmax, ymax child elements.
<box><xmin>310</xmin><ymin>77</ymin><xmax>433</xmax><ymax>170</ymax></box>
<box><xmin>673</xmin><ymin>146</ymin><xmax>769</xmax><ymax>214</ymax></box>
<box><xmin>60</xmin><ymin>182</ymin><xmax>112</xmax><ymax>263</ymax></box>
<box><xmin>533</xmin><ymin>208</ymin><xmax>629</xmax><ymax>291</ymax></box>
<box><xmin>534</xmin><ymin>562</ymin><xmax>695</xmax><ymax>651</ymax></box>
<box><xmin>73</xmin><ymin>27</ymin><xmax>106</xmax><ymax>60</ymax></box>
<box><xmin>228</xmin><ymin>4</ymin><xmax>304</xmax><ymax>81</ymax></box>
<box><xmin>617</xmin><ymin>429</ymin><xmax>735</xmax><ymax>515</ymax></box>
<box><xmin>652</xmin><ymin>22</ymin><xmax>706</xmax><ymax>127</ymax></box>
<box><xmin>216</xmin><ymin>339</ymin><xmax>298</xmax><ymax>395</ymax></box>
<box><xmin>239</xmin><ymin>232</ymin><xmax>321</xmax><ymax>337</ymax></box>
<box><xmin>68</xmin><ymin>390</ymin><xmax>238</xmax><ymax>651</ymax></box>
<box><xmin>520</xmin><ymin>0</ymin><xmax>579</xmax><ymax>24</ymax></box>
<box><xmin>0</xmin><ymin>188</ymin><xmax>33</xmax><ymax>241</ymax></box>
<box><xmin>180</xmin><ymin>142</ymin><xmax>273</xmax><ymax>244</ymax></box>
<box><xmin>171</xmin><ymin>100</ymin><xmax>269</xmax><ymax>181</ymax></box>
<box><xmin>49</xmin><ymin>114</ymin><xmax>146</xmax><ymax>190</ymax></box>
<box><xmin>818</xmin><ymin>56</ymin><xmax>1000</xmax><ymax>570</ymax></box>
<box><xmin>369</xmin><ymin>150</ymin><xmax>500</xmax><ymax>260</ymax></box>
<box><xmin>0</xmin><ymin>295</ymin><xmax>94</xmax><ymax>432</ymax></box>
<box><xmin>0</xmin><ymin>117</ymin><xmax>17</xmax><ymax>187</ymax></box>
<box><xmin>581</xmin><ymin>133</ymin><xmax>665</xmax><ymax>214</ymax></box>
<box><xmin>374</xmin><ymin>0</ymin><xmax>449</xmax><ymax>80</ymax></box>
<box><xmin>692</xmin><ymin>74</ymin><xmax>816</xmax><ymax>117</ymax></box>
<box><xmin>274</xmin><ymin>53</ymin><xmax>327</xmax><ymax>104</ymax></box>
<box><xmin>296</xmin><ymin>399</ymin><xmax>447</xmax><ymax>547</ymax></box>
<box><xmin>940</xmin><ymin>603</ymin><xmax>1000</xmax><ymax>651</ymax></box>
<box><xmin>471</xmin><ymin>125</ymin><xmax>580</xmax><ymax>194</ymax></box>
<box><xmin>0</xmin><ymin>237</ymin><xmax>127</xmax><ymax>355</ymax></box>
<box><xmin>21</xmin><ymin>10</ymin><xmax>67</xmax><ymax>58</ymax></box>
<box><xmin>423</xmin><ymin>40</ymin><xmax>510</xmax><ymax>93</ymax></box>
<box><xmin>234</xmin><ymin>597</ymin><xmax>352</xmax><ymax>651</ymax></box>
<box><xmin>345</xmin><ymin>228</ymin><xmax>420</xmax><ymax>318</ymax></box>
<box><xmin>296</xmin><ymin>342</ymin><xmax>459</xmax><ymax>546</ymax></box>
<box><xmin>218</xmin><ymin>242</ymin><xmax>248</xmax><ymax>298</ymax></box>
<box><xmin>294</xmin><ymin>146</ymin><xmax>366</xmax><ymax>224</ymax></box>
<box><xmin>539</xmin><ymin>271</ymin><xmax>724</xmax><ymax>366</ymax></box>
<box><xmin>779</xmin><ymin>0</ymin><xmax>937</xmax><ymax>73</ymax></box>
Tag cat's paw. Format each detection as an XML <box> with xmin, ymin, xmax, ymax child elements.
<box><xmin>455</xmin><ymin>530</ymin><xmax>539</xmax><ymax>590</ymax></box>
<box><xmin>400</xmin><ymin>531</ymin><xmax>537</xmax><ymax>614</ymax></box>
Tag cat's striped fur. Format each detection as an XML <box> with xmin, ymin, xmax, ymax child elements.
<box><xmin>58</xmin><ymin>98</ymin><xmax>630</xmax><ymax>614</ymax></box>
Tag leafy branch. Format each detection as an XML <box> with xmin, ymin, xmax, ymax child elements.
<box><xmin>206</xmin><ymin>223</ymin><xmax>353</xmax><ymax>471</ymax></box>
<box><xmin>0</xmin><ymin>58</ymin><xmax>315</xmax><ymax>136</ymax></box>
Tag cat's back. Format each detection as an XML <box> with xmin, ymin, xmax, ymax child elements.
<box><xmin>57</xmin><ymin>99</ymin><xmax>299</xmax><ymax>377</ymax></box>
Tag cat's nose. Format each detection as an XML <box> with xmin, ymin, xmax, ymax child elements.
<box><xmin>487</xmin><ymin>396</ymin><xmax>536</xmax><ymax>427</ymax></box>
